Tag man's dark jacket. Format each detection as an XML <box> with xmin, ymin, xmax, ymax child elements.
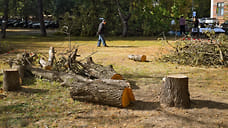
<box><xmin>97</xmin><ymin>22</ymin><xmax>105</xmax><ymax>34</ymax></box>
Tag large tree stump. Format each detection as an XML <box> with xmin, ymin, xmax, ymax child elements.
<box><xmin>3</xmin><ymin>69</ymin><xmax>21</xmax><ymax>91</ymax></box>
<box><xmin>160</xmin><ymin>74</ymin><xmax>190</xmax><ymax>108</ymax></box>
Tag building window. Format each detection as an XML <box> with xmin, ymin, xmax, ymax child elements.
<box><xmin>217</xmin><ymin>2</ymin><xmax>224</xmax><ymax>16</ymax></box>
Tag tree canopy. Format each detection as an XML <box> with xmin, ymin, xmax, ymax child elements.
<box><xmin>0</xmin><ymin>0</ymin><xmax>211</xmax><ymax>36</ymax></box>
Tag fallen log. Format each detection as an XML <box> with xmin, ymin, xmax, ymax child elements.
<box><xmin>83</xmin><ymin>57</ymin><xmax>123</xmax><ymax>80</ymax></box>
<box><xmin>128</xmin><ymin>55</ymin><xmax>146</xmax><ymax>62</ymax></box>
<box><xmin>70</xmin><ymin>79</ymin><xmax>135</xmax><ymax>107</ymax></box>
<box><xmin>30</xmin><ymin>68</ymin><xmax>135</xmax><ymax>107</ymax></box>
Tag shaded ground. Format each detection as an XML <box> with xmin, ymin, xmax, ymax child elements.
<box><xmin>0</xmin><ymin>29</ymin><xmax>227</xmax><ymax>128</ymax></box>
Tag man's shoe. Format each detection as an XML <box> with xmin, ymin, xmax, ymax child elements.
<box><xmin>104</xmin><ymin>45</ymin><xmax>108</xmax><ymax>47</ymax></box>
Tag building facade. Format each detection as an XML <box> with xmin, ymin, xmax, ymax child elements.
<box><xmin>211</xmin><ymin>0</ymin><xmax>228</xmax><ymax>24</ymax></box>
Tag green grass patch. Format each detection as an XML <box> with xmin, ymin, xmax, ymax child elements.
<box><xmin>0</xmin><ymin>34</ymin><xmax>227</xmax><ymax>127</ymax></box>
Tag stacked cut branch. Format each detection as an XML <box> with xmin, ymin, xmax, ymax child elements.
<box><xmin>161</xmin><ymin>40</ymin><xmax>228</xmax><ymax>67</ymax></box>
<box><xmin>7</xmin><ymin>47</ymin><xmax>135</xmax><ymax>107</ymax></box>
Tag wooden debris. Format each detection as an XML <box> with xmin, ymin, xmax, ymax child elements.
<box><xmin>128</xmin><ymin>55</ymin><xmax>146</xmax><ymax>62</ymax></box>
<box><xmin>6</xmin><ymin>47</ymin><xmax>134</xmax><ymax>107</ymax></box>
<box><xmin>30</xmin><ymin>68</ymin><xmax>135</xmax><ymax>107</ymax></box>
<box><xmin>161</xmin><ymin>40</ymin><xmax>228</xmax><ymax>67</ymax></box>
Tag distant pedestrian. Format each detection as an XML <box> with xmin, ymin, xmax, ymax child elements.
<box><xmin>193</xmin><ymin>17</ymin><xmax>199</xmax><ymax>37</ymax></box>
<box><xmin>97</xmin><ymin>19</ymin><xmax>108</xmax><ymax>47</ymax></box>
<box><xmin>179</xmin><ymin>16</ymin><xmax>186</xmax><ymax>36</ymax></box>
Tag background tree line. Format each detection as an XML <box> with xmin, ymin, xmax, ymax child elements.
<box><xmin>0</xmin><ymin>0</ymin><xmax>210</xmax><ymax>38</ymax></box>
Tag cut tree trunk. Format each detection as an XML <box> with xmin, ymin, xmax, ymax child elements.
<box><xmin>128</xmin><ymin>55</ymin><xmax>147</xmax><ymax>62</ymax></box>
<box><xmin>160</xmin><ymin>74</ymin><xmax>190</xmax><ymax>108</ymax></box>
<box><xmin>3</xmin><ymin>69</ymin><xmax>21</xmax><ymax>91</ymax></box>
<box><xmin>83</xmin><ymin>57</ymin><xmax>123</xmax><ymax>80</ymax></box>
<box><xmin>70</xmin><ymin>79</ymin><xmax>135</xmax><ymax>107</ymax></box>
<box><xmin>30</xmin><ymin>68</ymin><xmax>135</xmax><ymax>107</ymax></box>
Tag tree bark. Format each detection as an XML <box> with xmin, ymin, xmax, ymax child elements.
<box><xmin>1</xmin><ymin>0</ymin><xmax>9</xmax><ymax>39</ymax></box>
<box><xmin>70</xmin><ymin>79</ymin><xmax>135</xmax><ymax>107</ymax></box>
<box><xmin>30</xmin><ymin>68</ymin><xmax>135</xmax><ymax>107</ymax></box>
<box><xmin>3</xmin><ymin>69</ymin><xmax>21</xmax><ymax>91</ymax></box>
<box><xmin>160</xmin><ymin>74</ymin><xmax>190</xmax><ymax>108</ymax></box>
<box><xmin>128</xmin><ymin>55</ymin><xmax>147</xmax><ymax>62</ymax></box>
<box><xmin>83</xmin><ymin>57</ymin><xmax>123</xmax><ymax>80</ymax></box>
<box><xmin>37</xmin><ymin>0</ymin><xmax>47</xmax><ymax>36</ymax></box>
<box><xmin>116</xmin><ymin>0</ymin><xmax>131</xmax><ymax>37</ymax></box>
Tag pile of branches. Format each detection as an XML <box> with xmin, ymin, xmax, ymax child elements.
<box><xmin>6</xmin><ymin>46</ymin><xmax>135</xmax><ymax>107</ymax></box>
<box><xmin>160</xmin><ymin>37</ymin><xmax>228</xmax><ymax>67</ymax></box>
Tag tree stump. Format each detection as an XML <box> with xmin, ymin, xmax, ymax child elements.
<box><xmin>160</xmin><ymin>74</ymin><xmax>190</xmax><ymax>108</ymax></box>
<box><xmin>3</xmin><ymin>69</ymin><xmax>21</xmax><ymax>91</ymax></box>
<box><xmin>128</xmin><ymin>55</ymin><xmax>146</xmax><ymax>62</ymax></box>
<box><xmin>12</xmin><ymin>64</ymin><xmax>24</xmax><ymax>84</ymax></box>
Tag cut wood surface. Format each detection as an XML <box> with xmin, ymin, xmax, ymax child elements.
<box><xmin>83</xmin><ymin>57</ymin><xmax>123</xmax><ymax>80</ymax></box>
<box><xmin>160</xmin><ymin>74</ymin><xmax>190</xmax><ymax>108</ymax></box>
<box><xmin>128</xmin><ymin>55</ymin><xmax>146</xmax><ymax>62</ymax></box>
<box><xmin>3</xmin><ymin>69</ymin><xmax>21</xmax><ymax>91</ymax></box>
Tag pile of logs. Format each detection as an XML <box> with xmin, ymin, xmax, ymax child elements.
<box><xmin>161</xmin><ymin>39</ymin><xmax>228</xmax><ymax>67</ymax></box>
<box><xmin>4</xmin><ymin>47</ymin><xmax>135</xmax><ymax>107</ymax></box>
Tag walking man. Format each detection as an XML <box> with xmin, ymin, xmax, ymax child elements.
<box><xmin>179</xmin><ymin>15</ymin><xmax>186</xmax><ymax>36</ymax></box>
<box><xmin>97</xmin><ymin>19</ymin><xmax>108</xmax><ymax>47</ymax></box>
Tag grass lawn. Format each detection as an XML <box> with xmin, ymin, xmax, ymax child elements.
<box><xmin>0</xmin><ymin>33</ymin><xmax>228</xmax><ymax>128</ymax></box>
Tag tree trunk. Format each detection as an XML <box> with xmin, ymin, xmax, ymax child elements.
<box><xmin>30</xmin><ymin>68</ymin><xmax>135</xmax><ymax>107</ymax></box>
<box><xmin>3</xmin><ymin>69</ymin><xmax>21</xmax><ymax>91</ymax></box>
<box><xmin>116</xmin><ymin>0</ymin><xmax>131</xmax><ymax>37</ymax></box>
<box><xmin>83</xmin><ymin>57</ymin><xmax>123</xmax><ymax>80</ymax></box>
<box><xmin>70</xmin><ymin>79</ymin><xmax>135</xmax><ymax>107</ymax></box>
<box><xmin>160</xmin><ymin>74</ymin><xmax>191</xmax><ymax>108</ymax></box>
<box><xmin>37</xmin><ymin>0</ymin><xmax>47</xmax><ymax>36</ymax></box>
<box><xmin>1</xmin><ymin>0</ymin><xmax>9</xmax><ymax>39</ymax></box>
<box><xmin>128</xmin><ymin>55</ymin><xmax>147</xmax><ymax>62</ymax></box>
<box><xmin>122</xmin><ymin>21</ymin><xmax>128</xmax><ymax>37</ymax></box>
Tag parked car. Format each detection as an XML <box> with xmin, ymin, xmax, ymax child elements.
<box><xmin>199</xmin><ymin>18</ymin><xmax>219</xmax><ymax>27</ymax></box>
<box><xmin>32</xmin><ymin>20</ymin><xmax>59</xmax><ymax>29</ymax></box>
<box><xmin>32</xmin><ymin>22</ymin><xmax>40</xmax><ymax>28</ymax></box>
<box><xmin>221</xmin><ymin>20</ymin><xmax>228</xmax><ymax>34</ymax></box>
<box><xmin>13</xmin><ymin>20</ymin><xmax>25</xmax><ymax>27</ymax></box>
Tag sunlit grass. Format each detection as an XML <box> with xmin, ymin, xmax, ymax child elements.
<box><xmin>0</xmin><ymin>34</ymin><xmax>227</xmax><ymax>127</ymax></box>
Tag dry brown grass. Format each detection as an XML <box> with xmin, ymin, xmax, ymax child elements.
<box><xmin>0</xmin><ymin>34</ymin><xmax>227</xmax><ymax>128</ymax></box>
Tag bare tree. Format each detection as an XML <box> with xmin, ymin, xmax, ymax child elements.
<box><xmin>1</xmin><ymin>0</ymin><xmax>9</xmax><ymax>39</ymax></box>
<box><xmin>116</xmin><ymin>0</ymin><xmax>131</xmax><ymax>37</ymax></box>
<box><xmin>37</xmin><ymin>0</ymin><xmax>47</xmax><ymax>36</ymax></box>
